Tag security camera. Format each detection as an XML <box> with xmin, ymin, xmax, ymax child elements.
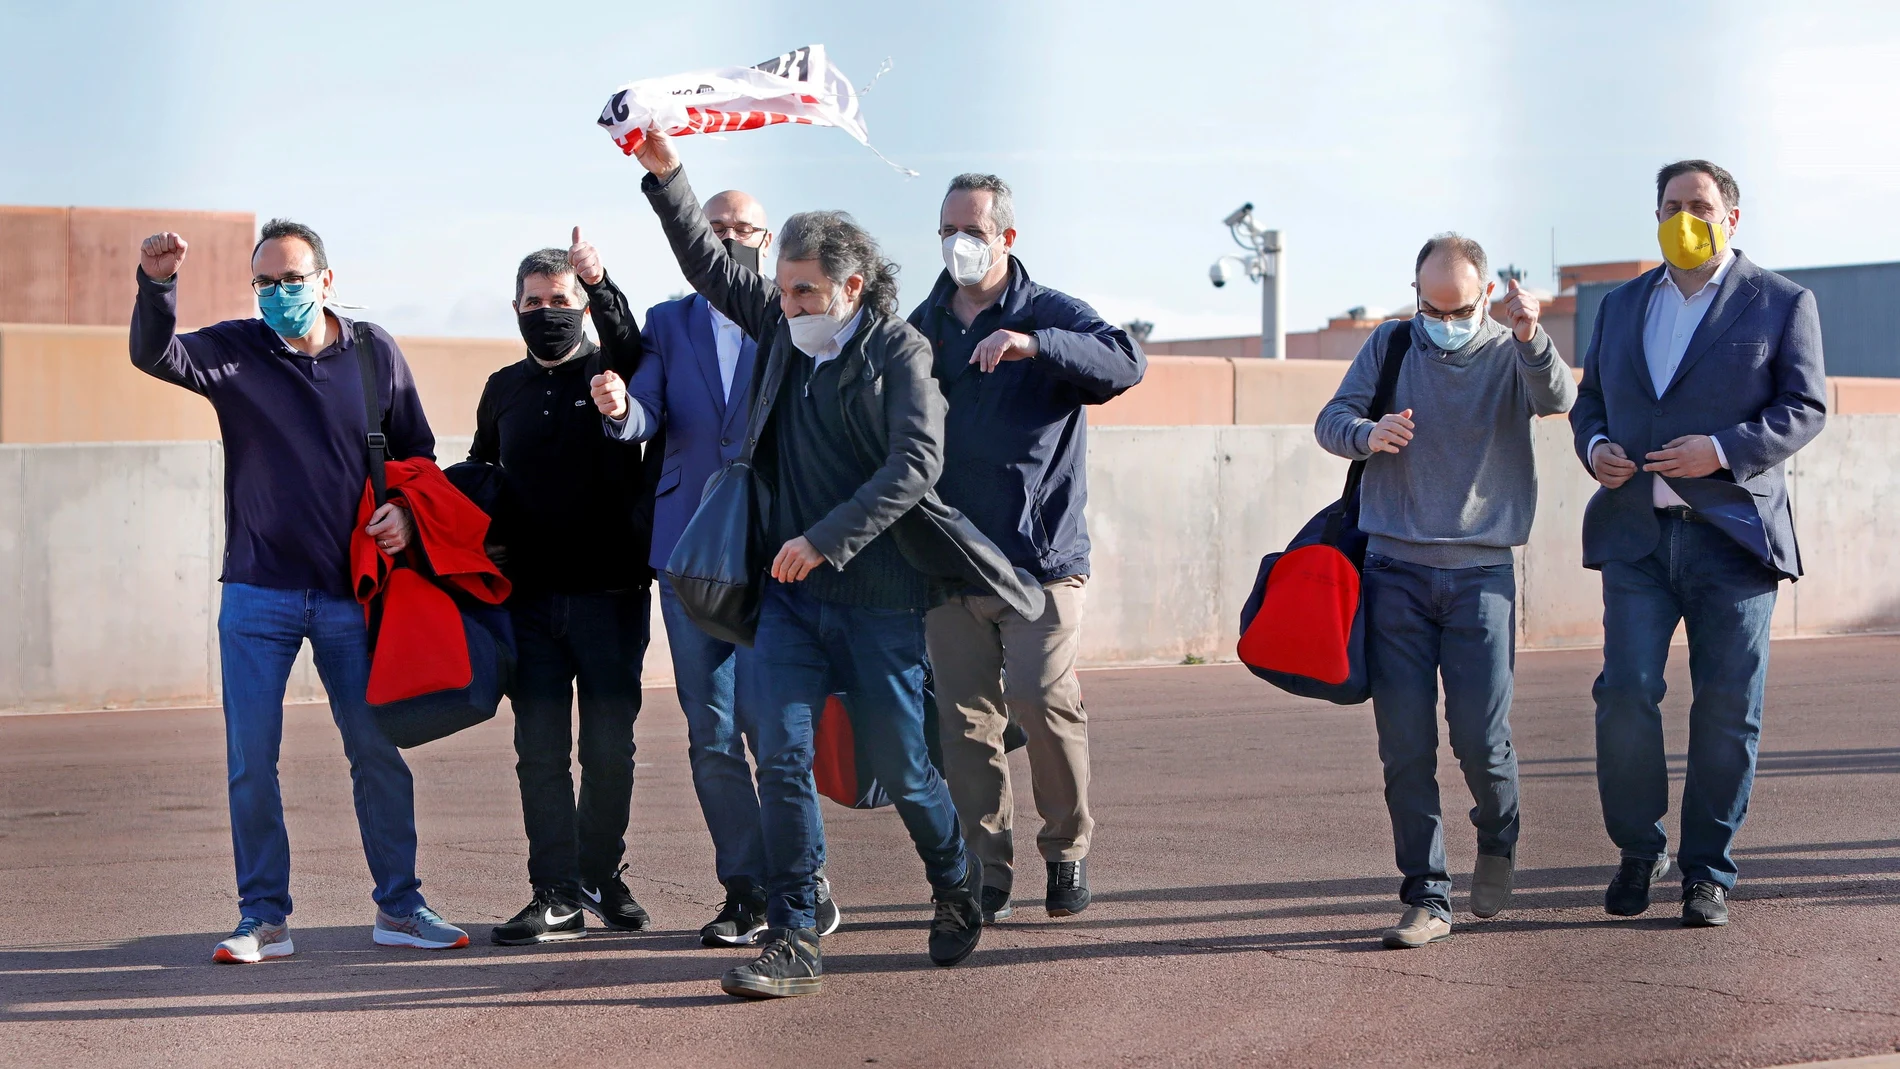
<box><xmin>1222</xmin><ymin>203</ymin><xmax>1254</xmax><ymax>229</ymax></box>
<box><xmin>1210</xmin><ymin>259</ymin><xmax>1235</xmax><ymax>288</ymax></box>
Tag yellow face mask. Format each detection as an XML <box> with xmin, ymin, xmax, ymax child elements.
<box><xmin>1657</xmin><ymin>210</ymin><xmax>1728</xmax><ymax>271</ymax></box>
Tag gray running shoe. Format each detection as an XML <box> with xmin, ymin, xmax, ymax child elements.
<box><xmin>374</xmin><ymin>906</ymin><xmax>470</xmax><ymax>950</ymax></box>
<box><xmin>214</xmin><ymin>918</ymin><xmax>294</xmax><ymax>964</ymax></box>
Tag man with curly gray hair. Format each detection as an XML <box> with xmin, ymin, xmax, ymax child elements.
<box><xmin>630</xmin><ymin>128</ymin><xmax>1045</xmax><ymax>999</ymax></box>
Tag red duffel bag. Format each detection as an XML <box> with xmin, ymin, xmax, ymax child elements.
<box><xmin>1236</xmin><ymin>324</ymin><xmax>1409</xmax><ymax>704</ymax></box>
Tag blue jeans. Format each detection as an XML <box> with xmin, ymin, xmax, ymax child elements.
<box><xmin>1363</xmin><ymin>554</ymin><xmax>1521</xmax><ymax>921</ymax></box>
<box><xmin>658</xmin><ymin>576</ymin><xmax>768</xmax><ymax>889</ymax></box>
<box><xmin>509</xmin><ymin>587</ymin><xmax>648</xmax><ymax>893</ymax></box>
<box><xmin>741</xmin><ymin>580</ymin><xmax>968</xmax><ymax>929</ymax></box>
<box><xmin>1594</xmin><ymin>513</ymin><xmax>1779</xmax><ymax>890</ymax></box>
<box><xmin>218</xmin><ymin>582</ymin><xmax>425</xmax><ymax>925</ymax></box>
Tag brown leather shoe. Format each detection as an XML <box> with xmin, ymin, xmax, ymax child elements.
<box><xmin>1380</xmin><ymin>906</ymin><xmax>1452</xmax><ymax>949</ymax></box>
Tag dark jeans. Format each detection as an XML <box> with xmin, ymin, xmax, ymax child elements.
<box><xmin>658</xmin><ymin>576</ymin><xmax>770</xmax><ymax>888</ymax></box>
<box><xmin>1363</xmin><ymin>553</ymin><xmax>1521</xmax><ymax>921</ymax></box>
<box><xmin>741</xmin><ymin>579</ymin><xmax>968</xmax><ymax>929</ymax></box>
<box><xmin>218</xmin><ymin>583</ymin><xmax>425</xmax><ymax>925</ymax></box>
<box><xmin>509</xmin><ymin>587</ymin><xmax>649</xmax><ymax>893</ymax></box>
<box><xmin>1594</xmin><ymin>513</ymin><xmax>1779</xmax><ymax>890</ymax></box>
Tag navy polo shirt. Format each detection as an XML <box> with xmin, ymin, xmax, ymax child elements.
<box><xmin>130</xmin><ymin>268</ymin><xmax>436</xmax><ymax>595</ymax></box>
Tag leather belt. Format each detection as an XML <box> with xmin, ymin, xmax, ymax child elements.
<box><xmin>1655</xmin><ymin>506</ymin><xmax>1710</xmax><ymax>524</ymax></box>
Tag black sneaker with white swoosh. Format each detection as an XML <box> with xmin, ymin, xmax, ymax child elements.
<box><xmin>580</xmin><ymin>864</ymin><xmax>652</xmax><ymax>931</ymax></box>
<box><xmin>492</xmin><ymin>887</ymin><xmax>587</xmax><ymax>946</ymax></box>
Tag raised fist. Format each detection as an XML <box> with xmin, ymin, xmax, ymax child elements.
<box><xmin>591</xmin><ymin>370</ymin><xmax>628</xmax><ymax>420</ymax></box>
<box><xmin>141</xmin><ymin>232</ymin><xmax>189</xmax><ymax>281</ymax></box>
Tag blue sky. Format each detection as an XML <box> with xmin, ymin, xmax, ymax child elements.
<box><xmin>4</xmin><ymin>1</ymin><xmax>1898</xmax><ymax>342</ymax></box>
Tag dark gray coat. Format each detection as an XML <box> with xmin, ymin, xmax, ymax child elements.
<box><xmin>1570</xmin><ymin>252</ymin><xmax>1827</xmax><ymax>579</ymax></box>
<box><xmin>641</xmin><ymin>167</ymin><xmax>1046</xmax><ymax>620</ymax></box>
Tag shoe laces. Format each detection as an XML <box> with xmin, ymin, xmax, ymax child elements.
<box><xmin>1050</xmin><ymin>862</ymin><xmax>1082</xmax><ymax>891</ymax></box>
<box><xmin>1687</xmin><ymin>882</ymin><xmax>1724</xmax><ymax>903</ymax></box>
<box><xmin>410</xmin><ymin>906</ymin><xmax>446</xmax><ymax>926</ymax></box>
<box><xmin>749</xmin><ymin>931</ymin><xmax>802</xmax><ymax>969</ymax></box>
<box><xmin>231</xmin><ymin>917</ymin><xmax>271</xmax><ymax>939</ymax></box>
<box><xmin>931</xmin><ymin>898</ymin><xmax>976</xmax><ymax>934</ymax></box>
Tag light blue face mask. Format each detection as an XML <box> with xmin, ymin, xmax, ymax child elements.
<box><xmin>1420</xmin><ymin>308</ymin><xmax>1484</xmax><ymax>351</ymax></box>
<box><xmin>257</xmin><ymin>282</ymin><xmax>322</xmax><ymax>339</ymax></box>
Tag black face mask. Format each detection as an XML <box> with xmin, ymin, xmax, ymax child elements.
<box><xmin>518</xmin><ymin>306</ymin><xmax>586</xmax><ymax>362</ymax></box>
<box><xmin>723</xmin><ymin>237</ymin><xmax>761</xmax><ymax>275</ymax></box>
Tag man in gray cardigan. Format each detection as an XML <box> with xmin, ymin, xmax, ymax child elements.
<box><xmin>1317</xmin><ymin>234</ymin><xmax>1575</xmax><ymax>950</ymax></box>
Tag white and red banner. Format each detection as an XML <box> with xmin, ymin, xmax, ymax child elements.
<box><xmin>596</xmin><ymin>45</ymin><xmax>912</xmax><ymax>174</ymax></box>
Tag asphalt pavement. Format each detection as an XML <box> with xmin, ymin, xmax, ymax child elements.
<box><xmin>2</xmin><ymin>637</ymin><xmax>1898</xmax><ymax>1068</ymax></box>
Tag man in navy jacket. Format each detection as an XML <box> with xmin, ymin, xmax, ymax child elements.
<box><xmin>1571</xmin><ymin>160</ymin><xmax>1826</xmax><ymax>928</ymax></box>
<box><xmin>593</xmin><ymin>189</ymin><xmax>840</xmax><ymax>947</ymax></box>
<box><xmin>909</xmin><ymin>174</ymin><xmax>1145</xmax><ymax>921</ymax></box>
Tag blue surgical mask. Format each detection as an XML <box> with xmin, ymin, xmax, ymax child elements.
<box><xmin>258</xmin><ymin>282</ymin><xmax>322</xmax><ymax>339</ymax></box>
<box><xmin>1420</xmin><ymin>309</ymin><xmax>1483</xmax><ymax>351</ymax></box>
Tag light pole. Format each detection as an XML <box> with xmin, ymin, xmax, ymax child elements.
<box><xmin>1209</xmin><ymin>203</ymin><xmax>1285</xmax><ymax>360</ymax></box>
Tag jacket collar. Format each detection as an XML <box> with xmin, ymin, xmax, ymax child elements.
<box><xmin>920</xmin><ymin>255</ymin><xmax>1035</xmax><ymax>332</ymax></box>
<box><xmin>1664</xmin><ymin>250</ymin><xmax>1760</xmax><ymax>396</ymax></box>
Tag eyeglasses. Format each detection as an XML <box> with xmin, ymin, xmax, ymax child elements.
<box><xmin>711</xmin><ymin>223</ymin><xmax>764</xmax><ymax>240</ymax></box>
<box><xmin>1416</xmin><ymin>302</ymin><xmax>1482</xmax><ymax>322</ymax></box>
<box><xmin>252</xmin><ymin>274</ymin><xmax>316</xmax><ymax>297</ymax></box>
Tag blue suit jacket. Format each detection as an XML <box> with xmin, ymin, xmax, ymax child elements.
<box><xmin>1570</xmin><ymin>252</ymin><xmax>1826</xmax><ymax>580</ymax></box>
<box><xmin>629</xmin><ymin>293</ymin><xmax>757</xmax><ymax>571</ymax></box>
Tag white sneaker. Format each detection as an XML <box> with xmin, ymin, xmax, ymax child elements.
<box><xmin>213</xmin><ymin>918</ymin><xmax>295</xmax><ymax>964</ymax></box>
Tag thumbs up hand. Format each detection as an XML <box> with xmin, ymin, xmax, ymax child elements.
<box><xmin>1505</xmin><ymin>277</ymin><xmax>1541</xmax><ymax>343</ymax></box>
<box><xmin>568</xmin><ymin>226</ymin><xmax>604</xmax><ymax>286</ymax></box>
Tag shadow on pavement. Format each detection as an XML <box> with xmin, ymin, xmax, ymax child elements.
<box><xmin>1519</xmin><ymin>747</ymin><xmax>1900</xmax><ymax>779</ymax></box>
<box><xmin>9</xmin><ymin>843</ymin><xmax>1892</xmax><ymax>1025</ymax></box>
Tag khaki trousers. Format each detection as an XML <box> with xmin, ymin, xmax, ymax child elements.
<box><xmin>926</xmin><ymin>576</ymin><xmax>1092</xmax><ymax>892</ymax></box>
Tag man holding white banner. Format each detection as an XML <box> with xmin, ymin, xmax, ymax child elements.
<box><xmin>624</xmin><ymin>123</ymin><xmax>1043</xmax><ymax>999</ymax></box>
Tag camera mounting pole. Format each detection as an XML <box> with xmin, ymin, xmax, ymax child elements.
<box><xmin>1216</xmin><ymin>203</ymin><xmax>1285</xmax><ymax>360</ymax></box>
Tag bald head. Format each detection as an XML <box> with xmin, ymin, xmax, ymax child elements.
<box><xmin>706</xmin><ymin>190</ymin><xmax>771</xmax><ymax>253</ymax></box>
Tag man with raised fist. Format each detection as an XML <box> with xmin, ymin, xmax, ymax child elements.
<box><xmin>1316</xmin><ymin>234</ymin><xmax>1574</xmax><ymax>950</ymax></box>
<box><xmin>471</xmin><ymin>230</ymin><xmax>657</xmax><ymax>947</ymax></box>
<box><xmin>132</xmin><ymin>220</ymin><xmax>469</xmax><ymax>964</ymax></box>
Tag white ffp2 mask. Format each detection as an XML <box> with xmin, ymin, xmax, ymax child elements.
<box><xmin>942</xmin><ymin>232</ymin><xmax>997</xmax><ymax>287</ymax></box>
<box><xmin>786</xmin><ymin>290</ymin><xmax>847</xmax><ymax>357</ymax></box>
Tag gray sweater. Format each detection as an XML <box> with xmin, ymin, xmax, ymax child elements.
<box><xmin>1315</xmin><ymin>316</ymin><xmax>1575</xmax><ymax>569</ymax></box>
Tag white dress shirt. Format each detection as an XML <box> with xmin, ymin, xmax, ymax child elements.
<box><xmin>708</xmin><ymin>303</ymin><xmax>745</xmax><ymax>401</ymax></box>
<box><xmin>1590</xmin><ymin>254</ymin><xmax>1733</xmax><ymax>507</ymax></box>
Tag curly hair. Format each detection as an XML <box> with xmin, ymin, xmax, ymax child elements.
<box><xmin>776</xmin><ymin>210</ymin><xmax>901</xmax><ymax>316</ymax></box>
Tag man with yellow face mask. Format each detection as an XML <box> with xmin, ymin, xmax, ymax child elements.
<box><xmin>1570</xmin><ymin>160</ymin><xmax>1827</xmax><ymax>929</ymax></box>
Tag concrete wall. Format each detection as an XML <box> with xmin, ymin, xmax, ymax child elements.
<box><xmin>4</xmin><ymin>417</ymin><xmax>1898</xmax><ymax>713</ymax></box>
<box><xmin>0</xmin><ymin>322</ymin><xmax>522</xmax><ymax>443</ymax></box>
<box><xmin>13</xmin><ymin>320</ymin><xmax>1900</xmax><ymax>445</ymax></box>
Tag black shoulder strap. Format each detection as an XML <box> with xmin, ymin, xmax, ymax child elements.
<box><xmin>1323</xmin><ymin>323</ymin><xmax>1412</xmax><ymax>543</ymax></box>
<box><xmin>352</xmin><ymin>321</ymin><xmax>388</xmax><ymax>508</ymax></box>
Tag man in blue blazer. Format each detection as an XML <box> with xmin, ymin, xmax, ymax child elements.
<box><xmin>1570</xmin><ymin>160</ymin><xmax>1826</xmax><ymax>928</ymax></box>
<box><xmin>591</xmin><ymin>189</ymin><xmax>840</xmax><ymax>947</ymax></box>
